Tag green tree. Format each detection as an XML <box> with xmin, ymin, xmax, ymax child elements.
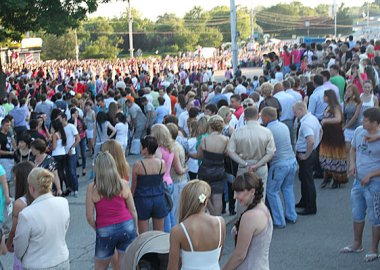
<box><xmin>0</xmin><ymin>0</ymin><xmax>99</xmax><ymax>39</ymax></box>
<box><xmin>208</xmin><ymin>6</ymin><xmax>250</xmax><ymax>42</ymax></box>
<box><xmin>41</xmin><ymin>31</ymin><xmax>76</xmax><ymax>60</ymax></box>
<box><xmin>78</xmin><ymin>17</ymin><xmax>122</xmax><ymax>59</ymax></box>
<box><xmin>315</xmin><ymin>4</ymin><xmax>329</xmax><ymax>16</ymax></box>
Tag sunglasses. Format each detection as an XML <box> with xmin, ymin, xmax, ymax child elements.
<box><xmin>243</xmin><ymin>103</ymin><xmax>254</xmax><ymax>108</ymax></box>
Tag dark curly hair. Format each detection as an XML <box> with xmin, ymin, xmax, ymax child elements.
<box><xmin>232</xmin><ymin>172</ymin><xmax>264</xmax><ymax>245</ymax></box>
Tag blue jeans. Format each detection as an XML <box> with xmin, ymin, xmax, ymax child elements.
<box><xmin>95</xmin><ymin>219</ymin><xmax>136</xmax><ymax>259</ymax></box>
<box><xmin>172</xmin><ymin>180</ymin><xmax>187</xmax><ymax>225</ymax></box>
<box><xmin>351</xmin><ymin>179</ymin><xmax>380</xmax><ymax>226</ymax></box>
<box><xmin>164</xmin><ymin>183</ymin><xmax>175</xmax><ymax>233</ymax></box>
<box><xmin>67</xmin><ymin>154</ymin><xmax>78</xmax><ymax>191</ymax></box>
<box><xmin>75</xmin><ymin>138</ymin><xmax>87</xmax><ymax>169</ymax></box>
<box><xmin>267</xmin><ymin>160</ymin><xmax>298</xmax><ymax>227</ymax></box>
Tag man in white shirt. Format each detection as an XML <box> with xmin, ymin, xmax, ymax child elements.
<box><xmin>293</xmin><ymin>102</ymin><xmax>322</xmax><ymax>215</ymax></box>
<box><xmin>159</xmin><ymin>87</ymin><xmax>172</xmax><ymax>115</ymax></box>
<box><xmin>274</xmin><ymin>83</ymin><xmax>296</xmax><ymax>148</ymax></box>
<box><xmin>234</xmin><ymin>77</ymin><xmax>247</xmax><ymax>95</ymax></box>
<box><xmin>178</xmin><ymin>100</ymin><xmax>194</xmax><ymax>136</ymax></box>
<box><xmin>115</xmin><ymin>76</ymin><xmax>126</xmax><ymax>90</ymax></box>
<box><xmin>284</xmin><ymin>79</ymin><xmax>302</xmax><ymax>102</ymax></box>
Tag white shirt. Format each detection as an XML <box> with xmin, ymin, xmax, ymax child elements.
<box><xmin>235</xmin><ymin>84</ymin><xmax>247</xmax><ymax>95</ymax></box>
<box><xmin>296</xmin><ymin>113</ymin><xmax>321</xmax><ymax>152</ymax></box>
<box><xmin>115</xmin><ymin>122</ymin><xmax>129</xmax><ymax>146</ymax></box>
<box><xmin>105</xmin><ymin>97</ymin><xmax>116</xmax><ymax>109</ymax></box>
<box><xmin>285</xmin><ymin>89</ymin><xmax>303</xmax><ymax>102</ymax></box>
<box><xmin>187</xmin><ymin>137</ymin><xmax>199</xmax><ymax>173</ymax></box>
<box><xmin>275</xmin><ymin>72</ymin><xmax>284</xmax><ymax>82</ymax></box>
<box><xmin>274</xmin><ymin>91</ymin><xmax>296</xmax><ymax>121</ymax></box>
<box><xmin>14</xmin><ymin>194</ymin><xmax>70</xmax><ymax>269</ymax></box>
<box><xmin>64</xmin><ymin>123</ymin><xmax>79</xmax><ymax>154</ymax></box>
<box><xmin>163</xmin><ymin>93</ymin><xmax>172</xmax><ymax>114</ymax></box>
<box><xmin>223</xmin><ymin>92</ymin><xmax>233</xmax><ymax>105</ymax></box>
<box><xmin>178</xmin><ymin>111</ymin><xmax>190</xmax><ymax>136</ymax></box>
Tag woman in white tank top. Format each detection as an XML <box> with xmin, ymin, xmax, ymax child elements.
<box><xmin>360</xmin><ymin>81</ymin><xmax>379</xmax><ymax>122</ymax></box>
<box><xmin>168</xmin><ymin>180</ymin><xmax>226</xmax><ymax>270</ymax></box>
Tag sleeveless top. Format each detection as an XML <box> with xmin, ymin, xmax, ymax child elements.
<box><xmin>180</xmin><ymin>217</ymin><xmax>222</xmax><ymax>270</ymax></box>
<box><xmin>95</xmin><ymin>194</ymin><xmax>133</xmax><ymax>228</ymax></box>
<box><xmin>344</xmin><ymin>102</ymin><xmax>360</xmax><ymax>130</ymax></box>
<box><xmin>236</xmin><ymin>208</ymin><xmax>273</xmax><ymax>270</ymax></box>
<box><xmin>84</xmin><ymin>111</ymin><xmax>95</xmax><ymax>131</ymax></box>
<box><xmin>197</xmin><ymin>138</ymin><xmax>226</xmax><ymax>194</ymax></box>
<box><xmin>361</xmin><ymin>93</ymin><xmax>375</xmax><ymax>112</ymax></box>
<box><xmin>134</xmin><ymin>160</ymin><xmax>165</xmax><ymax>198</ymax></box>
<box><xmin>160</xmin><ymin>146</ymin><xmax>174</xmax><ymax>185</ymax></box>
<box><xmin>52</xmin><ymin>133</ymin><xmax>66</xmax><ymax>156</ymax></box>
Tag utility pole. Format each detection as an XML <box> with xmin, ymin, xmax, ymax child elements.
<box><xmin>128</xmin><ymin>0</ymin><xmax>134</xmax><ymax>58</ymax></box>
<box><xmin>333</xmin><ymin>0</ymin><xmax>337</xmax><ymax>37</ymax></box>
<box><xmin>367</xmin><ymin>1</ymin><xmax>370</xmax><ymax>27</ymax></box>
<box><xmin>250</xmin><ymin>9</ymin><xmax>256</xmax><ymax>43</ymax></box>
<box><xmin>230</xmin><ymin>0</ymin><xmax>238</xmax><ymax>75</ymax></box>
<box><xmin>74</xmin><ymin>29</ymin><xmax>79</xmax><ymax>61</ymax></box>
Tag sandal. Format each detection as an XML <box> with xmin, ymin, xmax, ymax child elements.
<box><xmin>364</xmin><ymin>253</ymin><xmax>378</xmax><ymax>262</ymax></box>
<box><xmin>340</xmin><ymin>246</ymin><xmax>364</xmax><ymax>253</ymax></box>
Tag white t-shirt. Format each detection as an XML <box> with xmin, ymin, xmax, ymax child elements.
<box><xmin>115</xmin><ymin>122</ymin><xmax>129</xmax><ymax>146</ymax></box>
<box><xmin>187</xmin><ymin>137</ymin><xmax>199</xmax><ymax>173</ymax></box>
<box><xmin>64</xmin><ymin>123</ymin><xmax>79</xmax><ymax>155</ymax></box>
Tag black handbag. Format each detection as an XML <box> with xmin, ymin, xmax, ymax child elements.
<box><xmin>163</xmin><ymin>182</ymin><xmax>173</xmax><ymax>212</ymax></box>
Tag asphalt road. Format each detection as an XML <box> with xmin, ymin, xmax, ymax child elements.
<box><xmin>2</xmin><ymin>67</ymin><xmax>380</xmax><ymax>269</ymax></box>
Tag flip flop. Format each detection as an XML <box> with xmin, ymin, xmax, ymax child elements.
<box><xmin>340</xmin><ymin>246</ymin><xmax>364</xmax><ymax>253</ymax></box>
<box><xmin>364</xmin><ymin>253</ymin><xmax>378</xmax><ymax>262</ymax></box>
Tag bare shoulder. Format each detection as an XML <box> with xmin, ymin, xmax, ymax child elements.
<box><xmin>13</xmin><ymin>199</ymin><xmax>28</xmax><ymax>215</ymax></box>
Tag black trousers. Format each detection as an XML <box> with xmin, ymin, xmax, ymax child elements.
<box><xmin>297</xmin><ymin>150</ymin><xmax>317</xmax><ymax>213</ymax></box>
<box><xmin>54</xmin><ymin>154</ymin><xmax>72</xmax><ymax>190</ymax></box>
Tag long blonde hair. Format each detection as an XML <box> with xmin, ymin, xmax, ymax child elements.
<box><xmin>28</xmin><ymin>167</ymin><xmax>53</xmax><ymax>195</ymax></box>
<box><xmin>101</xmin><ymin>140</ymin><xmax>131</xmax><ymax>180</ymax></box>
<box><xmin>94</xmin><ymin>151</ymin><xmax>123</xmax><ymax>199</ymax></box>
<box><xmin>151</xmin><ymin>124</ymin><xmax>173</xmax><ymax>152</ymax></box>
<box><xmin>179</xmin><ymin>180</ymin><xmax>211</xmax><ymax>223</ymax></box>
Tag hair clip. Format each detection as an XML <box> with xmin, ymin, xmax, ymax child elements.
<box><xmin>199</xmin><ymin>193</ymin><xmax>207</xmax><ymax>204</ymax></box>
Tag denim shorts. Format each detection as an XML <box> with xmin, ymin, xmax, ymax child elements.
<box><xmin>134</xmin><ymin>195</ymin><xmax>168</xmax><ymax>220</ymax></box>
<box><xmin>95</xmin><ymin>219</ymin><xmax>137</xmax><ymax>259</ymax></box>
<box><xmin>351</xmin><ymin>179</ymin><xmax>380</xmax><ymax>226</ymax></box>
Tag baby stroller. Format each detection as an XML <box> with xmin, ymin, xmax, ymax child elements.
<box><xmin>122</xmin><ymin>231</ymin><xmax>170</xmax><ymax>270</ymax></box>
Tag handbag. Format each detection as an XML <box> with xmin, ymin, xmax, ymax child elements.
<box><xmin>163</xmin><ymin>182</ymin><xmax>173</xmax><ymax>213</ymax></box>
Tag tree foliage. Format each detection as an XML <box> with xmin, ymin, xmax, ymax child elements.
<box><xmin>41</xmin><ymin>31</ymin><xmax>76</xmax><ymax>60</ymax></box>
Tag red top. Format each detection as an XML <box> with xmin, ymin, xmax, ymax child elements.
<box><xmin>95</xmin><ymin>195</ymin><xmax>133</xmax><ymax>228</ymax></box>
<box><xmin>170</xmin><ymin>95</ymin><xmax>177</xmax><ymax>115</ymax></box>
<box><xmin>234</xmin><ymin>106</ymin><xmax>244</xmax><ymax>119</ymax></box>
<box><xmin>281</xmin><ymin>51</ymin><xmax>291</xmax><ymax>66</ymax></box>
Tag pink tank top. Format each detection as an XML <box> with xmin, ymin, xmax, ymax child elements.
<box><xmin>160</xmin><ymin>146</ymin><xmax>174</xmax><ymax>185</ymax></box>
<box><xmin>95</xmin><ymin>195</ymin><xmax>133</xmax><ymax>228</ymax></box>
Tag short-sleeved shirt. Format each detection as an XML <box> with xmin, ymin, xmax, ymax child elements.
<box><xmin>155</xmin><ymin>106</ymin><xmax>169</xmax><ymax>124</ymax></box>
<box><xmin>33</xmin><ymin>155</ymin><xmax>57</xmax><ymax>172</ymax></box>
<box><xmin>129</xmin><ymin>103</ymin><xmax>147</xmax><ymax>123</ymax></box>
<box><xmin>295</xmin><ymin>113</ymin><xmax>321</xmax><ymax>152</ymax></box>
<box><xmin>351</xmin><ymin>126</ymin><xmax>380</xmax><ymax>182</ymax></box>
<box><xmin>64</xmin><ymin>123</ymin><xmax>79</xmax><ymax>154</ymax></box>
<box><xmin>0</xmin><ymin>132</ymin><xmax>14</xmax><ymax>159</ymax></box>
<box><xmin>9</xmin><ymin>106</ymin><xmax>28</xmax><ymax>127</ymax></box>
<box><xmin>144</xmin><ymin>103</ymin><xmax>157</xmax><ymax>127</ymax></box>
<box><xmin>330</xmin><ymin>75</ymin><xmax>346</xmax><ymax>102</ymax></box>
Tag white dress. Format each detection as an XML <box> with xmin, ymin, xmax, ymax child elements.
<box><xmin>180</xmin><ymin>217</ymin><xmax>222</xmax><ymax>270</ymax></box>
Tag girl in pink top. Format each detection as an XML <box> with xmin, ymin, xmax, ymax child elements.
<box><xmin>151</xmin><ymin>124</ymin><xmax>188</xmax><ymax>233</ymax></box>
<box><xmin>86</xmin><ymin>151</ymin><xmax>138</xmax><ymax>270</ymax></box>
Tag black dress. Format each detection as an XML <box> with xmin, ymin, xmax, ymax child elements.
<box><xmin>197</xmin><ymin>139</ymin><xmax>226</xmax><ymax>194</ymax></box>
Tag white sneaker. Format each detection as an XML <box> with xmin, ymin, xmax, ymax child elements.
<box><xmin>73</xmin><ymin>191</ymin><xmax>78</xmax><ymax>197</ymax></box>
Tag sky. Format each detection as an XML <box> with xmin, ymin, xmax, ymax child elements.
<box><xmin>90</xmin><ymin>0</ymin><xmax>369</xmax><ymax>19</ymax></box>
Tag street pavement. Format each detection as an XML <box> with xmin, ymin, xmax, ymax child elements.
<box><xmin>2</xmin><ymin>67</ymin><xmax>380</xmax><ymax>269</ymax></box>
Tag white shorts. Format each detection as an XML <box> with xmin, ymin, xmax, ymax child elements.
<box><xmin>86</xmin><ymin>129</ymin><xmax>94</xmax><ymax>139</ymax></box>
<box><xmin>344</xmin><ymin>128</ymin><xmax>355</xmax><ymax>143</ymax></box>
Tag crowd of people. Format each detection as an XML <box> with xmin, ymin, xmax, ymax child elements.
<box><xmin>0</xmin><ymin>34</ymin><xmax>379</xmax><ymax>269</ymax></box>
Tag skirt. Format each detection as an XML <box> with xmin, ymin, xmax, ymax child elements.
<box><xmin>319</xmin><ymin>123</ymin><xmax>348</xmax><ymax>184</ymax></box>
